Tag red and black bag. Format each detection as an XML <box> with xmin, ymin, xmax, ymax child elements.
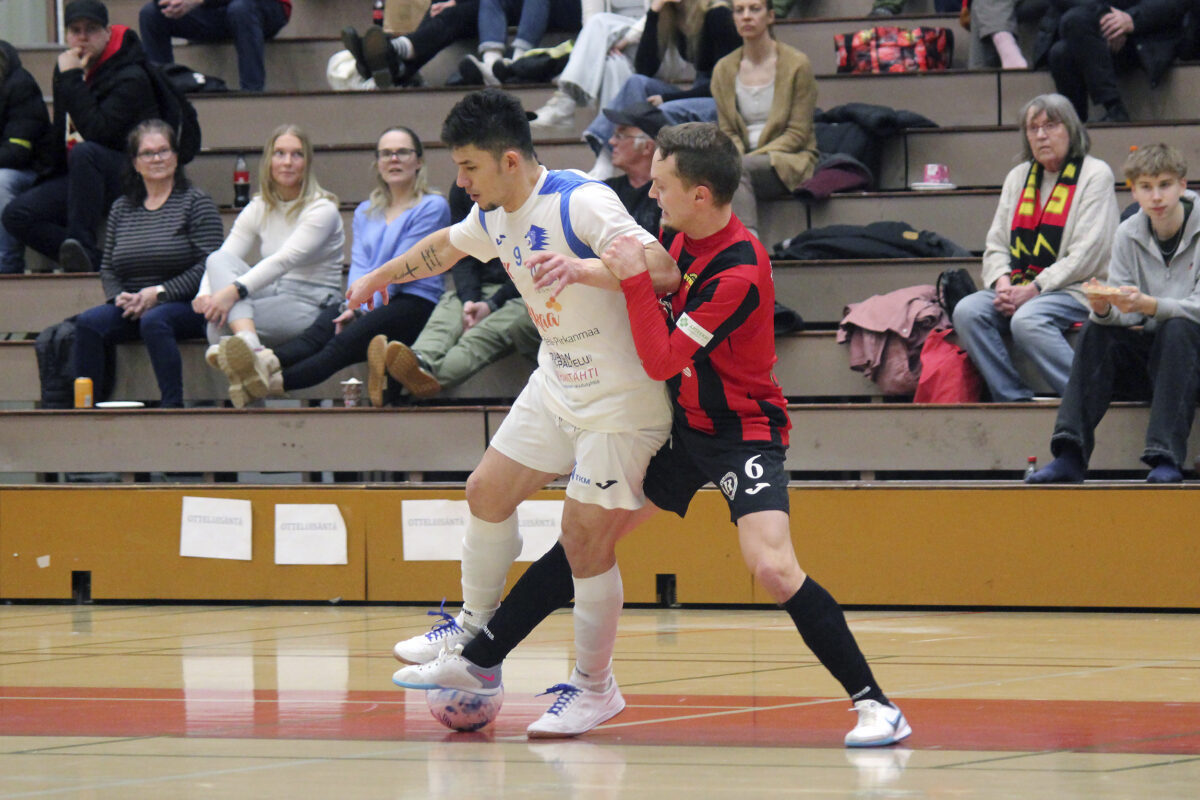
<box><xmin>834</xmin><ymin>26</ymin><xmax>954</xmax><ymax>74</ymax></box>
<box><xmin>913</xmin><ymin>328</ymin><xmax>981</xmax><ymax>403</ymax></box>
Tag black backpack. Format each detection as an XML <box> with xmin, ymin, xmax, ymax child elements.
<box><xmin>936</xmin><ymin>268</ymin><xmax>978</xmax><ymax>319</ymax></box>
<box><xmin>35</xmin><ymin>318</ymin><xmax>77</xmax><ymax>409</ymax></box>
<box><xmin>143</xmin><ymin>62</ymin><xmax>202</xmax><ymax>163</ymax></box>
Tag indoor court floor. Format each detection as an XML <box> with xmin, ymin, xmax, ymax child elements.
<box><xmin>0</xmin><ymin>603</ymin><xmax>1197</xmax><ymax>798</ymax></box>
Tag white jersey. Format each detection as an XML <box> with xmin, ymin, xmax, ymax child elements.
<box><xmin>449</xmin><ymin>167</ymin><xmax>670</xmax><ymax>432</ymax></box>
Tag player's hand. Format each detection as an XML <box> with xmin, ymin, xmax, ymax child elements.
<box><xmin>601</xmin><ymin>235</ymin><xmax>648</xmax><ymax>281</ymax></box>
<box><xmin>346</xmin><ymin>273</ymin><xmax>389</xmax><ymax>311</ymax></box>
<box><xmin>462</xmin><ymin>300</ymin><xmax>491</xmax><ymax>330</ymax></box>
<box><xmin>528</xmin><ymin>251</ymin><xmax>586</xmax><ymax>300</ymax></box>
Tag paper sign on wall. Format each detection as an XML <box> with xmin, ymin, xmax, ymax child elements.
<box><xmin>274</xmin><ymin>504</ymin><xmax>348</xmax><ymax>565</ymax></box>
<box><xmin>402</xmin><ymin>499</ymin><xmax>561</xmax><ymax>562</ymax></box>
<box><xmin>180</xmin><ymin>496</ymin><xmax>252</xmax><ymax>560</ymax></box>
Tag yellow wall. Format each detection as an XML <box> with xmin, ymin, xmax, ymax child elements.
<box><xmin>0</xmin><ymin>485</ymin><xmax>1196</xmax><ymax>608</ymax></box>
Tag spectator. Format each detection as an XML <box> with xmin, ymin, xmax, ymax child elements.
<box><xmin>597</xmin><ymin>112</ymin><xmax>662</xmax><ymax>233</ymax></box>
<box><xmin>529</xmin><ymin>0</ymin><xmax>650</xmax><ymax>132</ymax></box>
<box><xmin>952</xmin><ymin>93</ymin><xmax>1119</xmax><ymax>401</ymax></box>
<box><xmin>1027</xmin><ymin>143</ymin><xmax>1200</xmax><ymax>484</ymax></box>
<box><xmin>379</xmin><ymin>184</ymin><xmax>539</xmax><ymax>401</ymax></box>
<box><xmin>0</xmin><ymin>41</ymin><xmax>53</xmax><ymax>274</ymax></box>
<box><xmin>967</xmin><ymin>0</ymin><xmax>1029</xmax><ymax>69</ymax></box>
<box><xmin>139</xmin><ymin>0</ymin><xmax>291</xmax><ymax>92</ymax></box>
<box><xmin>342</xmin><ymin>1</ymin><xmax>483</xmax><ymax>89</ymax></box>
<box><xmin>458</xmin><ymin>0</ymin><xmax>583</xmax><ymax>86</ymax></box>
<box><xmin>220</xmin><ymin>127</ymin><xmax>448</xmax><ymax>407</ymax></box>
<box><xmin>1036</xmin><ymin>0</ymin><xmax>1188</xmax><ymax>122</ymax></box>
<box><xmin>583</xmin><ymin>0</ymin><xmax>740</xmax><ymax>177</ymax></box>
<box><xmin>712</xmin><ymin>0</ymin><xmax>817</xmax><ymax>238</ymax></box>
<box><xmin>71</xmin><ymin>120</ymin><xmax>222</xmax><ymax>407</ymax></box>
<box><xmin>194</xmin><ymin>124</ymin><xmax>344</xmax><ymax>408</ymax></box>
<box><xmin>2</xmin><ymin>0</ymin><xmax>161</xmax><ymax>273</ymax></box>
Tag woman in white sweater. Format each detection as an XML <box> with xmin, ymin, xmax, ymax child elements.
<box><xmin>193</xmin><ymin>123</ymin><xmax>346</xmax><ymax>407</ymax></box>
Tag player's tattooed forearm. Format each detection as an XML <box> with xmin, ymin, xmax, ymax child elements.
<box><xmin>418</xmin><ymin>246</ymin><xmax>443</xmax><ymax>274</ymax></box>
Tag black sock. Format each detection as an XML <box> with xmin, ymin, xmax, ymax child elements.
<box><xmin>461</xmin><ymin>541</ymin><xmax>575</xmax><ymax>668</ymax></box>
<box><xmin>783</xmin><ymin>577</ymin><xmax>888</xmax><ymax>706</ymax></box>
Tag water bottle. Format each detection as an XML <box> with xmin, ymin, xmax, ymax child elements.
<box><xmin>233</xmin><ymin>155</ymin><xmax>250</xmax><ymax>208</ymax></box>
<box><xmin>1024</xmin><ymin>456</ymin><xmax>1037</xmax><ymax>480</ymax></box>
<box><xmin>372</xmin><ymin>0</ymin><xmax>384</xmax><ymax>27</ymax></box>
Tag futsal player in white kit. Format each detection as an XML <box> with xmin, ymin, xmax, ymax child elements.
<box><xmin>346</xmin><ymin>89</ymin><xmax>678</xmax><ymax>736</ymax></box>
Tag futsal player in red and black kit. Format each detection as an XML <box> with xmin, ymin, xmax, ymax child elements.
<box><xmin>602</xmin><ymin>122</ymin><xmax>911</xmax><ymax>747</ymax></box>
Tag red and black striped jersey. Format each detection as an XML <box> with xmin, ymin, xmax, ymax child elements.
<box><xmin>621</xmin><ymin>214</ymin><xmax>791</xmax><ymax>445</ymax></box>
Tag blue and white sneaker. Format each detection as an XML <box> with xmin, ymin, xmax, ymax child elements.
<box><xmin>392</xmin><ymin>600</ymin><xmax>472</xmax><ymax>664</ymax></box>
<box><xmin>392</xmin><ymin>643</ymin><xmax>503</xmax><ymax>694</ymax></box>
<box><xmin>845</xmin><ymin>699</ymin><xmax>912</xmax><ymax>747</ymax></box>
<box><xmin>527</xmin><ymin>672</ymin><xmax>625</xmax><ymax>738</ymax></box>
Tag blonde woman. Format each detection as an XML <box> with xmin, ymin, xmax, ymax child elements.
<box><xmin>194</xmin><ymin>123</ymin><xmax>344</xmax><ymax>406</ymax></box>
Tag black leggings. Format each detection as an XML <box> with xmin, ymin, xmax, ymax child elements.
<box><xmin>275</xmin><ymin>294</ymin><xmax>435</xmax><ymax>391</ymax></box>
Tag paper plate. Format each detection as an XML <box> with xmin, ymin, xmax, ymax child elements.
<box><xmin>910</xmin><ymin>181</ymin><xmax>957</xmax><ymax>191</ymax></box>
<box><xmin>94</xmin><ymin>400</ymin><xmax>146</xmax><ymax>409</ymax></box>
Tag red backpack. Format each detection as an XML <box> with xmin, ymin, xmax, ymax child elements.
<box><xmin>835</xmin><ymin>26</ymin><xmax>954</xmax><ymax>74</ymax></box>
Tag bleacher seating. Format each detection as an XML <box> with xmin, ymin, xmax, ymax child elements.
<box><xmin>7</xmin><ymin>0</ymin><xmax>1199</xmax><ymax>486</ymax></box>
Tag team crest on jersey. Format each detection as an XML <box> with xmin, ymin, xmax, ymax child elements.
<box><xmin>525</xmin><ymin>225</ymin><xmax>549</xmax><ymax>251</ymax></box>
<box><xmin>719</xmin><ymin>471</ymin><xmax>738</xmax><ymax>498</ymax></box>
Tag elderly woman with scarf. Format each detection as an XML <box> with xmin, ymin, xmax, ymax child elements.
<box><xmin>952</xmin><ymin>93</ymin><xmax>1119</xmax><ymax>402</ymax></box>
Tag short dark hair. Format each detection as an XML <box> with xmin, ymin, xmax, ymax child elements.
<box><xmin>654</xmin><ymin>122</ymin><xmax>741</xmax><ymax>205</ymax></box>
<box><xmin>441</xmin><ymin>89</ymin><xmax>535</xmax><ymax>162</ymax></box>
<box><xmin>123</xmin><ymin>118</ymin><xmax>189</xmax><ymax>203</ymax></box>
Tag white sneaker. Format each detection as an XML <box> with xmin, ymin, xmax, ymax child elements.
<box><xmin>526</xmin><ymin>674</ymin><xmax>625</xmax><ymax>738</ymax></box>
<box><xmin>393</xmin><ymin>602</ymin><xmax>473</xmax><ymax>664</ymax></box>
<box><xmin>844</xmin><ymin>699</ymin><xmax>912</xmax><ymax>747</ymax></box>
<box><xmin>530</xmin><ymin>91</ymin><xmax>577</xmax><ymax>133</ymax></box>
<box><xmin>393</xmin><ymin>643</ymin><xmax>502</xmax><ymax>693</ymax></box>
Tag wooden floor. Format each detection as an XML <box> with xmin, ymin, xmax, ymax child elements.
<box><xmin>0</xmin><ymin>604</ymin><xmax>1197</xmax><ymax>798</ymax></box>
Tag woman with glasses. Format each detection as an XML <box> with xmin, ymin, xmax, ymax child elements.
<box><xmin>951</xmin><ymin>93</ymin><xmax>1120</xmax><ymax>402</ymax></box>
<box><xmin>711</xmin><ymin>0</ymin><xmax>816</xmax><ymax>239</ymax></box>
<box><xmin>207</xmin><ymin>125</ymin><xmax>448</xmax><ymax>407</ymax></box>
<box><xmin>68</xmin><ymin>119</ymin><xmax>222</xmax><ymax>407</ymax></box>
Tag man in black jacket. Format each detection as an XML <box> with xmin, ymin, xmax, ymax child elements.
<box><xmin>2</xmin><ymin>0</ymin><xmax>161</xmax><ymax>273</ymax></box>
<box><xmin>0</xmin><ymin>41</ymin><xmax>53</xmax><ymax>274</ymax></box>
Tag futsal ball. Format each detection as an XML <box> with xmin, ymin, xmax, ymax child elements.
<box><xmin>426</xmin><ymin>686</ymin><xmax>504</xmax><ymax>732</ymax></box>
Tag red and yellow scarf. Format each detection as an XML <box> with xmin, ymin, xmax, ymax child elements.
<box><xmin>1008</xmin><ymin>156</ymin><xmax>1083</xmax><ymax>285</ymax></box>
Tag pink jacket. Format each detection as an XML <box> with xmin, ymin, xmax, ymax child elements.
<box><xmin>837</xmin><ymin>285</ymin><xmax>948</xmax><ymax>394</ymax></box>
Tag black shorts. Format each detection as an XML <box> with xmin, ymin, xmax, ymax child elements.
<box><xmin>643</xmin><ymin>425</ymin><xmax>790</xmax><ymax>523</ymax></box>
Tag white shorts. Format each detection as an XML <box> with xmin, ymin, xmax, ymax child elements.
<box><xmin>490</xmin><ymin>379</ymin><xmax>671</xmax><ymax>510</ymax></box>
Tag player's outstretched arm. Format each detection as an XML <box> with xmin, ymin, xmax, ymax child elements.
<box><xmin>345</xmin><ymin>228</ymin><xmax>464</xmax><ymax>310</ymax></box>
<box><xmin>531</xmin><ymin>240</ymin><xmax>679</xmax><ymax>298</ymax></box>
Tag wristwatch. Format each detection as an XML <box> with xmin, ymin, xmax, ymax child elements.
<box><xmin>233</xmin><ymin>280</ymin><xmax>249</xmax><ymax>299</ymax></box>
<box><xmin>154</xmin><ymin>285</ymin><xmax>166</xmax><ymax>303</ymax></box>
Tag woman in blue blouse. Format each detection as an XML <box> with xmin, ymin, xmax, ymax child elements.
<box><xmin>247</xmin><ymin>126</ymin><xmax>449</xmax><ymax>404</ymax></box>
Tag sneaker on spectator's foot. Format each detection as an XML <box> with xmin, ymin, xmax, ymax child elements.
<box><xmin>459</xmin><ymin>54</ymin><xmax>501</xmax><ymax>87</ymax></box>
<box><xmin>367</xmin><ymin>334</ymin><xmax>387</xmax><ymax>407</ymax></box>
<box><xmin>221</xmin><ymin>335</ymin><xmax>273</xmax><ymax>400</ymax></box>
<box><xmin>341</xmin><ymin>26</ymin><xmax>370</xmax><ymax>80</ymax></box>
<box><xmin>393</xmin><ymin>643</ymin><xmax>503</xmax><ymax>693</ymax></box>
<box><xmin>530</xmin><ymin>90</ymin><xmax>577</xmax><ymax>133</ymax></box>
<box><xmin>527</xmin><ymin>673</ymin><xmax>625</xmax><ymax>738</ymax></box>
<box><xmin>393</xmin><ymin>600</ymin><xmax>473</xmax><ymax>664</ymax></box>
<box><xmin>386</xmin><ymin>341</ymin><xmax>442</xmax><ymax>398</ymax></box>
<box><xmin>58</xmin><ymin>238</ymin><xmax>93</xmax><ymax>273</ymax></box>
<box><xmin>845</xmin><ymin>699</ymin><xmax>912</xmax><ymax>747</ymax></box>
<box><xmin>362</xmin><ymin>25</ymin><xmax>403</xmax><ymax>88</ymax></box>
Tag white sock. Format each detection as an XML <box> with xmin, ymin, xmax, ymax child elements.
<box><xmin>991</xmin><ymin>32</ymin><xmax>1027</xmax><ymax>69</ymax></box>
<box><xmin>482</xmin><ymin>50</ymin><xmax>501</xmax><ymax>67</ymax></box>
<box><xmin>392</xmin><ymin>36</ymin><xmax>412</xmax><ymax>60</ymax></box>
<box><xmin>571</xmin><ymin>564</ymin><xmax>623</xmax><ymax>691</ymax></box>
<box><xmin>459</xmin><ymin>512</ymin><xmax>522</xmax><ymax>632</ymax></box>
<box><xmin>235</xmin><ymin>329</ymin><xmax>262</xmax><ymax>350</ymax></box>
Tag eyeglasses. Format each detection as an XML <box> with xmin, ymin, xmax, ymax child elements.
<box><xmin>611</xmin><ymin>132</ymin><xmax>648</xmax><ymax>143</ymax></box>
<box><xmin>377</xmin><ymin>148</ymin><xmax>417</xmax><ymax>160</ymax></box>
<box><xmin>136</xmin><ymin>147</ymin><xmax>174</xmax><ymax>162</ymax></box>
<box><xmin>1026</xmin><ymin>120</ymin><xmax>1064</xmax><ymax>136</ymax></box>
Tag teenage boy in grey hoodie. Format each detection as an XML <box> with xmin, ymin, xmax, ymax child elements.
<box><xmin>1028</xmin><ymin>143</ymin><xmax>1200</xmax><ymax>484</ymax></box>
